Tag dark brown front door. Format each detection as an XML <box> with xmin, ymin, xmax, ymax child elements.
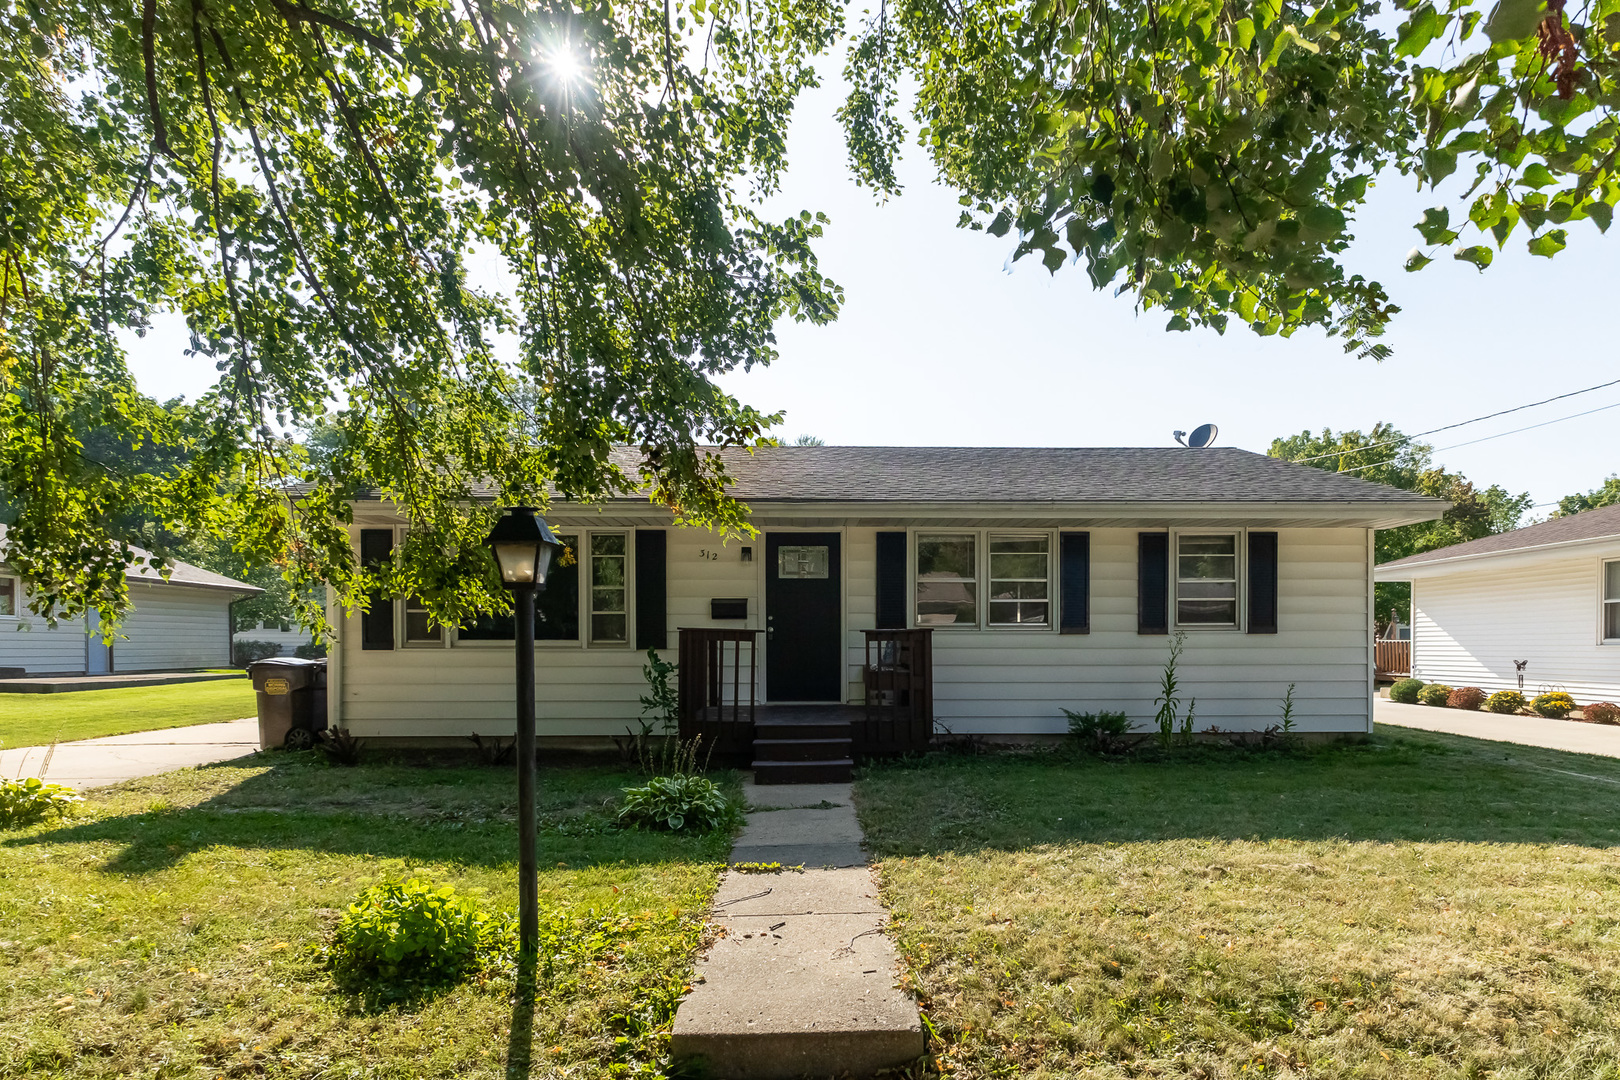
<box><xmin>765</xmin><ymin>533</ymin><xmax>842</xmax><ymax>701</ymax></box>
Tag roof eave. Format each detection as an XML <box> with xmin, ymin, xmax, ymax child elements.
<box><xmin>1376</xmin><ymin>530</ymin><xmax>1620</xmax><ymax>578</ymax></box>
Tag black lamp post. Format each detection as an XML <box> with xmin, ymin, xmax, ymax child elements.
<box><xmin>485</xmin><ymin>506</ymin><xmax>563</xmax><ymax>958</ymax></box>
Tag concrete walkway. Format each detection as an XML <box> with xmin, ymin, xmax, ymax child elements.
<box><xmin>672</xmin><ymin>779</ymin><xmax>924</xmax><ymax>1079</ymax></box>
<box><xmin>1376</xmin><ymin>697</ymin><xmax>1620</xmax><ymax>759</ymax></box>
<box><xmin>0</xmin><ymin>671</ymin><xmax>244</xmax><ymax>694</ymax></box>
<box><xmin>0</xmin><ymin>717</ymin><xmax>259</xmax><ymax>789</ymax></box>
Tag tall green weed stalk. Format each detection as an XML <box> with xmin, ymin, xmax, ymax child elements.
<box><xmin>1154</xmin><ymin>631</ymin><xmax>1187</xmax><ymax>750</ymax></box>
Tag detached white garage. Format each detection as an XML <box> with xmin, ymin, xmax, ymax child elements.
<box><xmin>1376</xmin><ymin>504</ymin><xmax>1620</xmax><ymax>702</ymax></box>
<box><xmin>0</xmin><ymin>541</ymin><xmax>260</xmax><ymax>676</ymax></box>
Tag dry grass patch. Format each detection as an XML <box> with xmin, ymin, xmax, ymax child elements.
<box><xmin>856</xmin><ymin>729</ymin><xmax>1620</xmax><ymax>1078</ymax></box>
<box><xmin>0</xmin><ymin>755</ymin><xmax>735</xmax><ymax>1079</ymax></box>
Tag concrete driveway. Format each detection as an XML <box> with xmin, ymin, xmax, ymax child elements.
<box><xmin>0</xmin><ymin>717</ymin><xmax>260</xmax><ymax>790</ymax></box>
<box><xmin>1376</xmin><ymin>698</ymin><xmax>1620</xmax><ymax>759</ymax></box>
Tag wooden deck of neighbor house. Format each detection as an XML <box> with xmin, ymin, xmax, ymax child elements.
<box><xmin>677</xmin><ymin>627</ymin><xmax>935</xmax><ymax>783</ymax></box>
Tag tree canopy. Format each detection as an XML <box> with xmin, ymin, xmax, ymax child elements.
<box><xmin>1270</xmin><ymin>423</ymin><xmax>1532</xmax><ymax>620</ymax></box>
<box><xmin>5</xmin><ymin>0</ymin><xmax>1617</xmax><ymax>631</ymax></box>
<box><xmin>1555</xmin><ymin>474</ymin><xmax>1620</xmax><ymax>515</ymax></box>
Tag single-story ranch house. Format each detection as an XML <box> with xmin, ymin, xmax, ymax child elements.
<box><xmin>0</xmin><ymin>531</ymin><xmax>260</xmax><ymax>676</ymax></box>
<box><xmin>324</xmin><ymin>446</ymin><xmax>1444</xmax><ymax>764</ymax></box>
<box><xmin>1376</xmin><ymin>503</ymin><xmax>1620</xmax><ymax>702</ymax></box>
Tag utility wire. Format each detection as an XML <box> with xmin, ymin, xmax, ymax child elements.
<box><xmin>1328</xmin><ymin>398</ymin><xmax>1620</xmax><ymax>475</ymax></box>
<box><xmin>1289</xmin><ymin>375</ymin><xmax>1620</xmax><ymax>465</ymax></box>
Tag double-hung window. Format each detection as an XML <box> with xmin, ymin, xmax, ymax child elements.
<box><xmin>1605</xmin><ymin>560</ymin><xmax>1620</xmax><ymax>641</ymax></box>
<box><xmin>988</xmin><ymin>535</ymin><xmax>1050</xmax><ymax>627</ymax></box>
<box><xmin>458</xmin><ymin>533</ymin><xmax>581</xmax><ymax>642</ymax></box>
<box><xmin>916</xmin><ymin>534</ymin><xmax>977</xmax><ymax>626</ymax></box>
<box><xmin>1176</xmin><ymin>534</ymin><xmax>1238</xmax><ymax>626</ymax></box>
<box><xmin>0</xmin><ymin>577</ymin><xmax>15</xmax><ymax>617</ymax></box>
<box><xmin>404</xmin><ymin>595</ymin><xmax>442</xmax><ymax>645</ymax></box>
<box><xmin>590</xmin><ymin>534</ymin><xmax>628</xmax><ymax>643</ymax></box>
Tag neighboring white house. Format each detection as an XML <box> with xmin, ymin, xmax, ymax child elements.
<box><xmin>0</xmin><ymin>537</ymin><xmax>261</xmax><ymax>675</ymax></box>
<box><xmin>237</xmin><ymin>621</ymin><xmax>315</xmax><ymax>656</ymax></box>
<box><xmin>323</xmin><ymin>446</ymin><xmax>1444</xmax><ymax>744</ymax></box>
<box><xmin>1376</xmin><ymin>503</ymin><xmax>1620</xmax><ymax>702</ymax></box>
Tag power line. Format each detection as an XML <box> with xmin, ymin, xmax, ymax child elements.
<box><xmin>1329</xmin><ymin>398</ymin><xmax>1620</xmax><ymax>475</ymax></box>
<box><xmin>1289</xmin><ymin>375</ymin><xmax>1620</xmax><ymax>465</ymax></box>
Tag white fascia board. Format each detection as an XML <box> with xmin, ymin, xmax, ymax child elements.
<box><xmin>1376</xmin><ymin>532</ymin><xmax>1620</xmax><ymax>580</ymax></box>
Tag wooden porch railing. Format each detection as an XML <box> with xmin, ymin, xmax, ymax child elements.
<box><xmin>1375</xmin><ymin>638</ymin><xmax>1411</xmax><ymax>680</ymax></box>
<box><xmin>858</xmin><ymin>628</ymin><xmax>934</xmax><ymax>756</ymax></box>
<box><xmin>676</xmin><ymin>628</ymin><xmax>758</xmax><ymax>760</ymax></box>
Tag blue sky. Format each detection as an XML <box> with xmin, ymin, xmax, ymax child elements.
<box><xmin>123</xmin><ymin>65</ymin><xmax>1619</xmax><ymax>514</ymax></box>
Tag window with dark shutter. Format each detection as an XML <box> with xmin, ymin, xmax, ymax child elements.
<box><xmin>1059</xmin><ymin>532</ymin><xmax>1090</xmax><ymax>634</ymax></box>
<box><xmin>1248</xmin><ymin>531</ymin><xmax>1279</xmax><ymax>634</ymax></box>
<box><xmin>1137</xmin><ymin>532</ymin><xmax>1170</xmax><ymax>635</ymax></box>
<box><xmin>635</xmin><ymin>530</ymin><xmax>668</xmax><ymax>650</ymax></box>
<box><xmin>875</xmin><ymin>532</ymin><xmax>908</xmax><ymax>629</ymax></box>
<box><xmin>359</xmin><ymin>529</ymin><xmax>395</xmax><ymax>650</ymax></box>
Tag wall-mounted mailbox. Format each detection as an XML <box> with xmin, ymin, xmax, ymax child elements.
<box><xmin>710</xmin><ymin>598</ymin><xmax>748</xmax><ymax>620</ymax></box>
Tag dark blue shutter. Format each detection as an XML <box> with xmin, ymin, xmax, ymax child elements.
<box><xmin>1138</xmin><ymin>532</ymin><xmax>1170</xmax><ymax>635</ymax></box>
<box><xmin>635</xmin><ymin>530</ymin><xmax>667</xmax><ymax>650</ymax></box>
<box><xmin>1248</xmin><ymin>531</ymin><xmax>1279</xmax><ymax>634</ymax></box>
<box><xmin>359</xmin><ymin>529</ymin><xmax>395</xmax><ymax>650</ymax></box>
<box><xmin>875</xmin><ymin>532</ymin><xmax>908</xmax><ymax>629</ymax></box>
<box><xmin>1059</xmin><ymin>532</ymin><xmax>1090</xmax><ymax>634</ymax></box>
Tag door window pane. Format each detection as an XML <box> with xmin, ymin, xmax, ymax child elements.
<box><xmin>989</xmin><ymin>535</ymin><xmax>1049</xmax><ymax>626</ymax></box>
<box><xmin>459</xmin><ymin>535</ymin><xmax>580</xmax><ymax>641</ymax></box>
<box><xmin>590</xmin><ymin>533</ymin><xmax>627</xmax><ymax>643</ymax></box>
<box><xmin>1177</xmin><ymin>534</ymin><xmax>1237</xmax><ymax>625</ymax></box>
<box><xmin>916</xmin><ymin>535</ymin><xmax>977</xmax><ymax>626</ymax></box>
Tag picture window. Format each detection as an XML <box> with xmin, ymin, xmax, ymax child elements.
<box><xmin>458</xmin><ymin>534</ymin><xmax>581</xmax><ymax>641</ymax></box>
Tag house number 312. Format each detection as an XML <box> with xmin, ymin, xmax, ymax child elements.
<box><xmin>698</xmin><ymin>549</ymin><xmax>719</xmax><ymax>561</ymax></box>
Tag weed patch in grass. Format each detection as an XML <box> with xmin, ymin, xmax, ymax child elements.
<box><xmin>855</xmin><ymin>728</ymin><xmax>1620</xmax><ymax>1078</ymax></box>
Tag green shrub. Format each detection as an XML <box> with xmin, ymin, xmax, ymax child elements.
<box><xmin>1388</xmin><ymin>678</ymin><xmax>1424</xmax><ymax>704</ymax></box>
<box><xmin>1531</xmin><ymin>692</ymin><xmax>1577</xmax><ymax>719</ymax></box>
<box><xmin>1447</xmin><ymin>687</ymin><xmax>1488</xmax><ymax>711</ymax></box>
<box><xmin>1417</xmin><ymin>683</ymin><xmax>1454</xmax><ymax>707</ymax></box>
<box><xmin>618</xmin><ymin>774</ymin><xmax>736</xmax><ymax>833</ymax></box>
<box><xmin>294</xmin><ymin>640</ymin><xmax>327</xmax><ymax>659</ymax></box>
<box><xmin>331</xmin><ymin>878</ymin><xmax>509</xmax><ymax>1000</ymax></box>
<box><xmin>0</xmin><ymin>777</ymin><xmax>82</xmax><ymax>828</ymax></box>
<box><xmin>1063</xmin><ymin>709</ymin><xmax>1132</xmax><ymax>752</ymax></box>
<box><xmin>233</xmin><ymin>639</ymin><xmax>282</xmax><ymax>666</ymax></box>
<box><xmin>1484</xmin><ymin>690</ymin><xmax>1527</xmax><ymax>714</ymax></box>
<box><xmin>1583</xmin><ymin>702</ymin><xmax>1620</xmax><ymax>724</ymax></box>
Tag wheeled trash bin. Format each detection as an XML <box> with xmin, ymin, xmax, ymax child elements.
<box><xmin>249</xmin><ymin>657</ymin><xmax>329</xmax><ymax>750</ymax></box>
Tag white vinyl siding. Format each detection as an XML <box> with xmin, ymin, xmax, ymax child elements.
<box><xmin>0</xmin><ymin>575</ymin><xmax>98</xmax><ymax>675</ymax></box>
<box><xmin>114</xmin><ymin>582</ymin><xmax>237</xmax><ymax>671</ymax></box>
<box><xmin>337</xmin><ymin>522</ymin><xmax>1375</xmax><ymax>738</ymax></box>
<box><xmin>1402</xmin><ymin>542</ymin><xmax>1620</xmax><ymax>701</ymax></box>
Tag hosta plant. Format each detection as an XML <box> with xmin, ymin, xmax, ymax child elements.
<box><xmin>1417</xmin><ymin>683</ymin><xmax>1455</xmax><ymax>707</ymax></box>
<box><xmin>331</xmin><ymin>878</ymin><xmax>510</xmax><ymax>1000</ymax></box>
<box><xmin>618</xmin><ymin>775</ymin><xmax>737</xmax><ymax>833</ymax></box>
<box><xmin>1532</xmin><ymin>692</ymin><xmax>1578</xmax><ymax>719</ymax></box>
<box><xmin>0</xmin><ymin>777</ymin><xmax>82</xmax><ymax>828</ymax></box>
<box><xmin>1484</xmin><ymin>690</ymin><xmax>1528</xmax><ymax>714</ymax></box>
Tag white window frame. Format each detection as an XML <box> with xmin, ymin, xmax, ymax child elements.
<box><xmin>0</xmin><ymin>574</ymin><xmax>19</xmax><ymax>620</ymax></box>
<box><xmin>985</xmin><ymin>532</ymin><xmax>1053</xmax><ymax>630</ymax></box>
<box><xmin>401</xmin><ymin>592</ymin><xmax>445</xmax><ymax>648</ymax></box>
<box><xmin>1602</xmin><ymin>558</ymin><xmax>1620</xmax><ymax>644</ymax></box>
<box><xmin>1173</xmin><ymin>530</ymin><xmax>1244</xmax><ymax>630</ymax></box>
<box><xmin>447</xmin><ymin>528</ymin><xmax>633</xmax><ymax>649</ymax></box>
<box><xmin>587</xmin><ymin>532</ymin><xmax>630</xmax><ymax>646</ymax></box>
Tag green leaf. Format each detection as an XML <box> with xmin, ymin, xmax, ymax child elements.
<box><xmin>1395</xmin><ymin>4</ymin><xmax>1446</xmax><ymax>57</ymax></box>
<box><xmin>1521</xmin><ymin>162</ymin><xmax>1556</xmax><ymax>188</ymax></box>
<box><xmin>1416</xmin><ymin>206</ymin><xmax>1459</xmax><ymax>245</ymax></box>
<box><xmin>1527</xmin><ymin>229</ymin><xmax>1568</xmax><ymax>256</ymax></box>
<box><xmin>1404</xmin><ymin>247</ymin><xmax>1434</xmax><ymax>271</ymax></box>
<box><xmin>1454</xmin><ymin>245</ymin><xmax>1494</xmax><ymax>269</ymax></box>
<box><xmin>1485</xmin><ymin>0</ymin><xmax>1546</xmax><ymax>41</ymax></box>
<box><xmin>1589</xmin><ymin>202</ymin><xmax>1613</xmax><ymax>233</ymax></box>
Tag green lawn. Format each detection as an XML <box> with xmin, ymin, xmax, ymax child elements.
<box><xmin>0</xmin><ymin>755</ymin><xmax>734</xmax><ymax>1079</ymax></box>
<box><xmin>0</xmin><ymin>677</ymin><xmax>255</xmax><ymax>747</ymax></box>
<box><xmin>854</xmin><ymin>727</ymin><xmax>1620</xmax><ymax>1079</ymax></box>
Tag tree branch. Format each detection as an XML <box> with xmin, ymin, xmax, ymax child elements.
<box><xmin>142</xmin><ymin>0</ymin><xmax>176</xmax><ymax>159</ymax></box>
<box><xmin>266</xmin><ymin>0</ymin><xmax>396</xmax><ymax>54</ymax></box>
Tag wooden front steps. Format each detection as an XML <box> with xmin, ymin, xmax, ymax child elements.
<box><xmin>751</xmin><ymin>708</ymin><xmax>853</xmax><ymax>784</ymax></box>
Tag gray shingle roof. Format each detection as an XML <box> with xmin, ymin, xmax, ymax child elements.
<box><xmin>635</xmin><ymin>446</ymin><xmax>1444</xmax><ymax>505</ymax></box>
<box><xmin>1380</xmin><ymin>502</ymin><xmax>1620</xmax><ymax>570</ymax></box>
<box><xmin>0</xmin><ymin>526</ymin><xmax>261</xmax><ymax>595</ymax></box>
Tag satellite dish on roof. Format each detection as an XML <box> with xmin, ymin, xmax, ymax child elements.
<box><xmin>1173</xmin><ymin>424</ymin><xmax>1219</xmax><ymax>449</ymax></box>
